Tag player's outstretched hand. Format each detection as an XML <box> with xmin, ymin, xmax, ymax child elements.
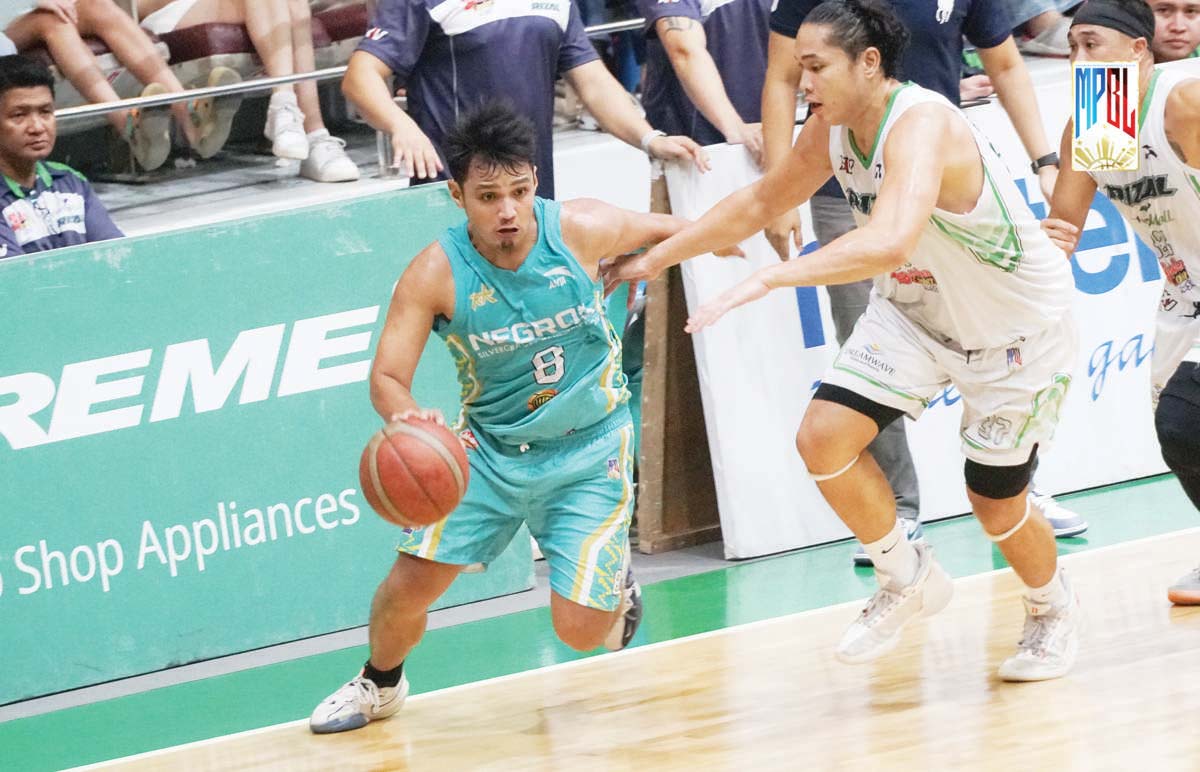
<box><xmin>602</xmin><ymin>243</ymin><xmax>744</xmax><ymax>292</ymax></box>
<box><xmin>1041</xmin><ymin>217</ymin><xmax>1080</xmax><ymax>257</ymax></box>
<box><xmin>648</xmin><ymin>134</ymin><xmax>712</xmax><ymax>173</ymax></box>
<box><xmin>684</xmin><ymin>275</ymin><xmax>771</xmax><ymax>334</ymax></box>
<box><xmin>764</xmin><ymin>209</ymin><xmax>802</xmax><ymax>261</ymax></box>
<box><xmin>388</xmin><ymin>407</ymin><xmax>446</xmax><ymax>427</ymax></box>
<box><xmin>390</xmin><ymin>124</ymin><xmax>443</xmax><ymax>180</ymax></box>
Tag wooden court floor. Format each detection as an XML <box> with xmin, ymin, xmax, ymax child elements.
<box><xmin>85</xmin><ymin>530</ymin><xmax>1200</xmax><ymax>771</ymax></box>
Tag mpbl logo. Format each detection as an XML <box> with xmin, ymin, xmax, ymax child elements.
<box><xmin>1072</xmin><ymin>62</ymin><xmax>1138</xmax><ymax>171</ymax></box>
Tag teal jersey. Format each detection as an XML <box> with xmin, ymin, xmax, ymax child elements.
<box><xmin>434</xmin><ymin>197</ymin><xmax>629</xmax><ymax>445</ymax></box>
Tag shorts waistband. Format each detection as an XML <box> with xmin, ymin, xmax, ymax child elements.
<box><xmin>483</xmin><ymin>408</ymin><xmax>633</xmax><ymax>454</ymax></box>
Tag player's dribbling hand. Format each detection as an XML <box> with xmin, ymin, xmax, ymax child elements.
<box><xmin>764</xmin><ymin>209</ymin><xmax>802</xmax><ymax>261</ymax></box>
<box><xmin>684</xmin><ymin>276</ymin><xmax>771</xmax><ymax>334</ymax></box>
<box><xmin>1041</xmin><ymin>217</ymin><xmax>1080</xmax><ymax>257</ymax></box>
<box><xmin>648</xmin><ymin>134</ymin><xmax>711</xmax><ymax>173</ymax></box>
<box><xmin>390</xmin><ymin>125</ymin><xmax>443</xmax><ymax>180</ymax></box>
<box><xmin>388</xmin><ymin>407</ymin><xmax>446</xmax><ymax>427</ymax></box>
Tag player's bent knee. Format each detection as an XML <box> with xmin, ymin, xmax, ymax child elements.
<box><xmin>551</xmin><ymin>602</ymin><xmax>613</xmax><ymax>651</ymax></box>
<box><xmin>963</xmin><ymin>449</ymin><xmax>1038</xmax><ymax>501</ymax></box>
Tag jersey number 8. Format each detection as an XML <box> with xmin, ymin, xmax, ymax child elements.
<box><xmin>532</xmin><ymin>345</ymin><xmax>565</xmax><ymax>385</ymax></box>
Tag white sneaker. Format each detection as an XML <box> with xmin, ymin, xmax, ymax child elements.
<box><xmin>836</xmin><ymin>541</ymin><xmax>953</xmax><ymax>664</ymax></box>
<box><xmin>1029</xmin><ymin>489</ymin><xmax>1089</xmax><ymax>538</ymax></box>
<box><xmin>309</xmin><ymin>673</ymin><xmax>408</xmax><ymax>734</ymax></box>
<box><xmin>998</xmin><ymin>574</ymin><xmax>1081</xmax><ymax>682</ymax></box>
<box><xmin>300</xmin><ymin>130</ymin><xmax>360</xmax><ymax>182</ymax></box>
<box><xmin>1168</xmin><ymin>566</ymin><xmax>1200</xmax><ymax>605</ymax></box>
<box><xmin>265</xmin><ymin>92</ymin><xmax>309</xmax><ymax>161</ymax></box>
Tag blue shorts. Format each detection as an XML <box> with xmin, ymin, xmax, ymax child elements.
<box><xmin>396</xmin><ymin>409</ymin><xmax>635</xmax><ymax>611</ymax></box>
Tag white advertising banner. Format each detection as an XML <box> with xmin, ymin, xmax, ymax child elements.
<box><xmin>666</xmin><ymin>68</ymin><xmax>1172</xmax><ymax>559</ymax></box>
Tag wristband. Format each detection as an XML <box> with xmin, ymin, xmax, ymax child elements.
<box><xmin>1031</xmin><ymin>152</ymin><xmax>1059</xmax><ymax>174</ymax></box>
<box><xmin>641</xmin><ymin>129</ymin><xmax>667</xmax><ymax>154</ymax></box>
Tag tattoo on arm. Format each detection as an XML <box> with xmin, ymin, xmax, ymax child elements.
<box><xmin>661</xmin><ymin>16</ymin><xmax>698</xmax><ymax>33</ymax></box>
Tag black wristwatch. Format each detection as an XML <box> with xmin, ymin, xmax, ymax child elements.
<box><xmin>1031</xmin><ymin>152</ymin><xmax>1059</xmax><ymax>174</ymax></box>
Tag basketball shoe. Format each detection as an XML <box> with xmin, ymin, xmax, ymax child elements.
<box><xmin>1167</xmin><ymin>566</ymin><xmax>1200</xmax><ymax>605</ymax></box>
<box><xmin>604</xmin><ymin>553</ymin><xmax>643</xmax><ymax>651</ymax></box>
<box><xmin>998</xmin><ymin>571</ymin><xmax>1081</xmax><ymax>681</ymax></box>
<box><xmin>836</xmin><ymin>541</ymin><xmax>953</xmax><ymax>664</ymax></box>
<box><xmin>309</xmin><ymin>671</ymin><xmax>408</xmax><ymax>734</ymax></box>
<box><xmin>852</xmin><ymin>517</ymin><xmax>925</xmax><ymax>567</ymax></box>
<box><xmin>1029</xmin><ymin>489</ymin><xmax>1089</xmax><ymax>538</ymax></box>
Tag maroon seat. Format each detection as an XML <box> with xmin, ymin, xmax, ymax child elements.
<box><xmin>22</xmin><ymin>34</ymin><xmax>163</xmax><ymax>69</ymax></box>
<box><xmin>159</xmin><ymin>19</ymin><xmax>332</xmax><ymax>65</ymax></box>
<box><xmin>314</xmin><ymin>3</ymin><xmax>369</xmax><ymax>42</ymax></box>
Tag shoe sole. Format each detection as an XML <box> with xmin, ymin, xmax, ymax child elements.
<box><xmin>131</xmin><ymin>84</ymin><xmax>173</xmax><ymax>171</ymax></box>
<box><xmin>192</xmin><ymin>68</ymin><xmax>243</xmax><ymax>159</ymax></box>
<box><xmin>1167</xmin><ymin>588</ymin><xmax>1200</xmax><ymax>605</ymax></box>
<box><xmin>1052</xmin><ymin>522</ymin><xmax>1089</xmax><ymax>538</ymax></box>
<box><xmin>309</xmin><ymin>677</ymin><xmax>409</xmax><ymax>735</ymax></box>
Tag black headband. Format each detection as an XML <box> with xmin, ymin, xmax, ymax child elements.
<box><xmin>1071</xmin><ymin>0</ymin><xmax>1156</xmax><ymax>43</ymax></box>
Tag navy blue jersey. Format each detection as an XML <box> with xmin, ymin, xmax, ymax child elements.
<box><xmin>359</xmin><ymin>0</ymin><xmax>599</xmax><ymax>198</ymax></box>
<box><xmin>771</xmin><ymin>0</ymin><xmax>1012</xmax><ymax>198</ymax></box>
<box><xmin>637</xmin><ymin>0</ymin><xmax>771</xmax><ymax>147</ymax></box>
<box><xmin>0</xmin><ymin>162</ymin><xmax>123</xmax><ymax>258</ymax></box>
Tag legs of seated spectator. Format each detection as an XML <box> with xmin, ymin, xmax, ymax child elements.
<box><xmin>73</xmin><ymin>0</ymin><xmax>201</xmax><ymax>148</ymax></box>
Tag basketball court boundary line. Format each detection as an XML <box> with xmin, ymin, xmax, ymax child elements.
<box><xmin>69</xmin><ymin>526</ymin><xmax>1200</xmax><ymax>770</ymax></box>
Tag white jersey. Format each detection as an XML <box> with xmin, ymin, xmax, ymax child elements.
<box><xmin>1088</xmin><ymin>67</ymin><xmax>1200</xmax><ymax>389</ymax></box>
<box><xmin>828</xmin><ymin>83</ymin><xmax>1073</xmax><ymax>351</ymax></box>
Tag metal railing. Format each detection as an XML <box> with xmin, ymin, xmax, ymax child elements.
<box><xmin>54</xmin><ymin>18</ymin><xmax>648</xmax><ymax>123</ymax></box>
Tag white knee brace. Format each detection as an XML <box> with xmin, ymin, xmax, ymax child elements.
<box><xmin>984</xmin><ymin>499</ymin><xmax>1031</xmax><ymax>543</ymax></box>
<box><xmin>808</xmin><ymin>454</ymin><xmax>860</xmax><ymax>482</ymax></box>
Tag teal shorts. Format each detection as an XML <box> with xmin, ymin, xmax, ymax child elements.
<box><xmin>396</xmin><ymin>408</ymin><xmax>635</xmax><ymax>612</ymax></box>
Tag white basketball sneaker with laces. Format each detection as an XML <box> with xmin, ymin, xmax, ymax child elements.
<box><xmin>836</xmin><ymin>541</ymin><xmax>953</xmax><ymax>664</ymax></box>
<box><xmin>998</xmin><ymin>574</ymin><xmax>1081</xmax><ymax>682</ymax></box>
<box><xmin>309</xmin><ymin>672</ymin><xmax>408</xmax><ymax>734</ymax></box>
<box><xmin>300</xmin><ymin>130</ymin><xmax>361</xmax><ymax>183</ymax></box>
<box><xmin>265</xmin><ymin>91</ymin><xmax>309</xmax><ymax>161</ymax></box>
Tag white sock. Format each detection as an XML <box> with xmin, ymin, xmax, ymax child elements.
<box><xmin>269</xmin><ymin>90</ymin><xmax>298</xmax><ymax>109</ymax></box>
<box><xmin>1025</xmin><ymin>569</ymin><xmax>1068</xmax><ymax>608</ymax></box>
<box><xmin>863</xmin><ymin>519</ymin><xmax>919</xmax><ymax>586</ymax></box>
<box><xmin>306</xmin><ymin>128</ymin><xmax>330</xmax><ymax>142</ymax></box>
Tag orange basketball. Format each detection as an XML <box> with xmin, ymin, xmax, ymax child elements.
<box><xmin>359</xmin><ymin>418</ymin><xmax>470</xmax><ymax>527</ymax></box>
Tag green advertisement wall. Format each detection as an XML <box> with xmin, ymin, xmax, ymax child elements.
<box><xmin>0</xmin><ymin>186</ymin><xmax>537</xmax><ymax>704</ymax></box>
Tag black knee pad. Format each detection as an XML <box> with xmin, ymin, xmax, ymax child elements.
<box><xmin>812</xmin><ymin>383</ymin><xmax>905</xmax><ymax>432</ymax></box>
<box><xmin>964</xmin><ymin>447</ymin><xmax>1038</xmax><ymax>500</ymax></box>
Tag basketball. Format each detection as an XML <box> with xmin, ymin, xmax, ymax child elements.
<box><xmin>359</xmin><ymin>418</ymin><xmax>470</xmax><ymax>528</ymax></box>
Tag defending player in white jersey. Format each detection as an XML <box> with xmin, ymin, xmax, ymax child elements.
<box><xmin>1042</xmin><ymin>0</ymin><xmax>1200</xmax><ymax>604</ymax></box>
<box><xmin>607</xmin><ymin>0</ymin><xmax>1082</xmax><ymax>680</ymax></box>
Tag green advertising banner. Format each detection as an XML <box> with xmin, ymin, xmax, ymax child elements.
<box><xmin>0</xmin><ymin>186</ymin><xmax>537</xmax><ymax>704</ymax></box>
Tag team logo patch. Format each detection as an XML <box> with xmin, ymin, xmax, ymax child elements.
<box><xmin>458</xmin><ymin>428</ymin><xmax>480</xmax><ymax>450</ymax></box>
<box><xmin>1072</xmin><ymin>61</ymin><xmax>1138</xmax><ymax>171</ymax></box>
<box><xmin>543</xmin><ymin>266</ymin><xmax>572</xmax><ymax>289</ymax></box>
<box><xmin>1006</xmin><ymin>346</ymin><xmax>1023</xmax><ymax>369</ymax></box>
<box><xmin>607</xmin><ymin>458</ymin><xmax>621</xmax><ymax>480</ymax></box>
<box><xmin>469</xmin><ymin>285</ymin><xmax>497</xmax><ymax>310</ymax></box>
<box><xmin>527</xmin><ymin>388</ymin><xmax>557</xmax><ymax>411</ymax></box>
<box><xmin>364</xmin><ymin>27</ymin><xmax>389</xmax><ymax>41</ymax></box>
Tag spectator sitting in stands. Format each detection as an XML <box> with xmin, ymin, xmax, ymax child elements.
<box><xmin>136</xmin><ymin>0</ymin><xmax>361</xmax><ymax>183</ymax></box>
<box><xmin>5</xmin><ymin>0</ymin><xmax>242</xmax><ymax>170</ymax></box>
<box><xmin>1148</xmin><ymin>0</ymin><xmax>1200</xmax><ymax>60</ymax></box>
<box><xmin>0</xmin><ymin>54</ymin><xmax>122</xmax><ymax>258</ymax></box>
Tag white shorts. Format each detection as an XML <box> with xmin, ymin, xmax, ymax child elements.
<box><xmin>140</xmin><ymin>0</ymin><xmax>200</xmax><ymax>35</ymax></box>
<box><xmin>820</xmin><ymin>297</ymin><xmax>1078</xmax><ymax>466</ymax></box>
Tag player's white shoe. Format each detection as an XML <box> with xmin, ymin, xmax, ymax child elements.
<box><xmin>836</xmin><ymin>542</ymin><xmax>953</xmax><ymax>664</ymax></box>
<box><xmin>300</xmin><ymin>131</ymin><xmax>360</xmax><ymax>183</ymax></box>
<box><xmin>265</xmin><ymin>91</ymin><xmax>309</xmax><ymax>161</ymax></box>
<box><xmin>1167</xmin><ymin>566</ymin><xmax>1200</xmax><ymax>605</ymax></box>
<box><xmin>1029</xmin><ymin>489</ymin><xmax>1089</xmax><ymax>538</ymax></box>
<box><xmin>604</xmin><ymin>552</ymin><xmax>643</xmax><ymax>651</ymax></box>
<box><xmin>998</xmin><ymin>574</ymin><xmax>1081</xmax><ymax>682</ymax></box>
<box><xmin>309</xmin><ymin>673</ymin><xmax>408</xmax><ymax>734</ymax></box>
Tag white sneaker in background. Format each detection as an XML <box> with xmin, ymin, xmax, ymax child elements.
<box><xmin>265</xmin><ymin>91</ymin><xmax>309</xmax><ymax>161</ymax></box>
<box><xmin>300</xmin><ymin>129</ymin><xmax>360</xmax><ymax>182</ymax></box>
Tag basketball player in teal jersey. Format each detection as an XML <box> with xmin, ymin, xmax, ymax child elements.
<box><xmin>609</xmin><ymin>0</ymin><xmax>1083</xmax><ymax>681</ymax></box>
<box><xmin>310</xmin><ymin>102</ymin><xmax>738</xmax><ymax>734</ymax></box>
<box><xmin>1041</xmin><ymin>0</ymin><xmax>1200</xmax><ymax>603</ymax></box>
